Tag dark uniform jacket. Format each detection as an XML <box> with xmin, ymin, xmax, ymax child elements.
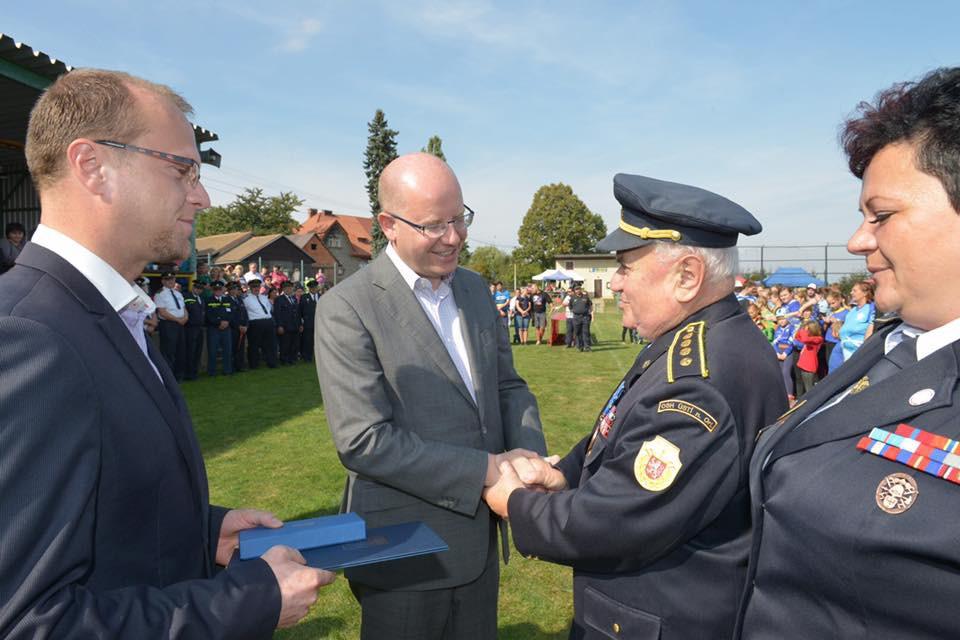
<box><xmin>736</xmin><ymin>320</ymin><xmax>960</xmax><ymax>639</ymax></box>
<box><xmin>272</xmin><ymin>294</ymin><xmax>299</xmax><ymax>332</ymax></box>
<box><xmin>231</xmin><ymin>294</ymin><xmax>249</xmax><ymax>329</ymax></box>
<box><xmin>299</xmin><ymin>292</ymin><xmax>318</xmax><ymax>331</ymax></box>
<box><xmin>183</xmin><ymin>291</ymin><xmax>205</xmax><ymax>326</ymax></box>
<box><xmin>0</xmin><ymin>244</ymin><xmax>279</xmax><ymax>638</ymax></box>
<box><xmin>508</xmin><ymin>295</ymin><xmax>787</xmax><ymax>640</ymax></box>
<box><xmin>205</xmin><ymin>295</ymin><xmax>235</xmax><ymax>328</ymax></box>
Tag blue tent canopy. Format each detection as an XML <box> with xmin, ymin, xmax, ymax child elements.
<box><xmin>762</xmin><ymin>267</ymin><xmax>826</xmax><ymax>288</ymax></box>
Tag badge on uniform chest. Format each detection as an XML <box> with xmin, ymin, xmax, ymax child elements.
<box><xmin>856</xmin><ymin>422</ymin><xmax>960</xmax><ymax>514</ymax></box>
<box><xmin>597</xmin><ymin>381</ymin><xmax>626</xmax><ymax>439</ymax></box>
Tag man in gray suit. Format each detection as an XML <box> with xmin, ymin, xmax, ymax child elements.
<box><xmin>315</xmin><ymin>152</ymin><xmax>547</xmax><ymax>639</ymax></box>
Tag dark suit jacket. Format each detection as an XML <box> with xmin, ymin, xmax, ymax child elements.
<box><xmin>299</xmin><ymin>293</ymin><xmax>318</xmax><ymax>330</ymax></box>
<box><xmin>736</xmin><ymin>322</ymin><xmax>960</xmax><ymax>639</ymax></box>
<box><xmin>508</xmin><ymin>296</ymin><xmax>787</xmax><ymax>639</ymax></box>
<box><xmin>0</xmin><ymin>244</ymin><xmax>280</xmax><ymax>639</ymax></box>
<box><xmin>273</xmin><ymin>294</ymin><xmax>299</xmax><ymax>331</ymax></box>
<box><xmin>315</xmin><ymin>253</ymin><xmax>546</xmax><ymax>591</ymax></box>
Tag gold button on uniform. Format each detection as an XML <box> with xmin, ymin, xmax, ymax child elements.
<box><xmin>612</xmin><ymin>622</ymin><xmax>621</xmax><ymax>634</ymax></box>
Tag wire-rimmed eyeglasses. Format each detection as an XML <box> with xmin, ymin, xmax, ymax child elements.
<box><xmin>95</xmin><ymin>140</ymin><xmax>201</xmax><ymax>187</ymax></box>
<box><xmin>387</xmin><ymin>205</ymin><xmax>475</xmax><ymax>239</ymax></box>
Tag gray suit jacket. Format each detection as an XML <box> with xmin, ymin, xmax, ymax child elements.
<box><xmin>315</xmin><ymin>253</ymin><xmax>545</xmax><ymax>590</ymax></box>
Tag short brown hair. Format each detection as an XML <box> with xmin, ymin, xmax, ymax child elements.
<box><xmin>26</xmin><ymin>68</ymin><xmax>193</xmax><ymax>191</ymax></box>
<box><xmin>853</xmin><ymin>280</ymin><xmax>875</xmax><ymax>303</ymax></box>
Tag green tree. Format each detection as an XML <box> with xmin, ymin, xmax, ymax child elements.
<box><xmin>511</xmin><ymin>248</ymin><xmax>545</xmax><ymax>288</ymax></box>
<box><xmin>459</xmin><ymin>241</ymin><xmax>472</xmax><ymax>264</ymax></box>
<box><xmin>364</xmin><ymin>109</ymin><xmax>399</xmax><ymax>256</ymax></box>
<box><xmin>195</xmin><ymin>187</ymin><xmax>302</xmax><ymax>237</ymax></box>
<box><xmin>422</xmin><ymin>135</ymin><xmax>446</xmax><ymax>161</ymax></box>
<box><xmin>515</xmin><ymin>183</ymin><xmax>607</xmax><ymax>269</ymax></box>
<box><xmin>465</xmin><ymin>245</ymin><xmax>511</xmax><ymax>284</ymax></box>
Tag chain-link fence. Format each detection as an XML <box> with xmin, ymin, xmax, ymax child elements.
<box><xmin>737</xmin><ymin>244</ymin><xmax>867</xmax><ymax>284</ymax></box>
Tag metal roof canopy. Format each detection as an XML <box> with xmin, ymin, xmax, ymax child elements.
<box><xmin>0</xmin><ymin>33</ymin><xmax>219</xmax><ymax>158</ymax></box>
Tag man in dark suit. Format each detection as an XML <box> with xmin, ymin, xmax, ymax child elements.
<box><xmin>735</xmin><ymin>67</ymin><xmax>960</xmax><ymax>640</ymax></box>
<box><xmin>0</xmin><ymin>68</ymin><xmax>333</xmax><ymax>639</ymax></box>
<box><xmin>484</xmin><ymin>174</ymin><xmax>787</xmax><ymax>639</ymax></box>
<box><xmin>273</xmin><ymin>280</ymin><xmax>300</xmax><ymax>364</ymax></box>
<box><xmin>316</xmin><ymin>153</ymin><xmax>547</xmax><ymax>639</ymax></box>
<box><xmin>299</xmin><ymin>279</ymin><xmax>319</xmax><ymax>362</ymax></box>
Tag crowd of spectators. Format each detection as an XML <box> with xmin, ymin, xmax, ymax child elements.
<box><xmin>140</xmin><ymin>261</ymin><xmax>328</xmax><ymax>381</ymax></box>
<box><xmin>491</xmin><ymin>280</ymin><xmax>596</xmax><ymax>350</ymax></box>
<box><xmin>737</xmin><ymin>279</ymin><xmax>876</xmax><ymax>403</ymax></box>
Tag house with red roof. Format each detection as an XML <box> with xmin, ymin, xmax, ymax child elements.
<box><xmin>296</xmin><ymin>208</ymin><xmax>374</xmax><ymax>282</ymax></box>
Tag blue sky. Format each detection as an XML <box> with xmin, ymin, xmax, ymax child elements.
<box><xmin>5</xmin><ymin>1</ymin><xmax>959</xmax><ymax>269</ymax></box>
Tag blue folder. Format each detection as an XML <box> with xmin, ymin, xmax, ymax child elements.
<box><xmin>238</xmin><ymin>513</ymin><xmax>366</xmax><ymax>560</ymax></box>
<box><xmin>234</xmin><ymin>521</ymin><xmax>448</xmax><ymax>571</ymax></box>
<box><xmin>302</xmin><ymin>521</ymin><xmax>448</xmax><ymax>570</ymax></box>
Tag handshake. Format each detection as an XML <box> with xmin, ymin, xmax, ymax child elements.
<box><xmin>482</xmin><ymin>449</ymin><xmax>566</xmax><ymax>519</ymax></box>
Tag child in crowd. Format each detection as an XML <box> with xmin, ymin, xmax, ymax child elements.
<box><xmin>793</xmin><ymin>320</ymin><xmax>824</xmax><ymax>397</ymax></box>
<box><xmin>772</xmin><ymin>308</ymin><xmax>797</xmax><ymax>403</ymax></box>
<box><xmin>747</xmin><ymin>303</ymin><xmax>774</xmax><ymax>341</ymax></box>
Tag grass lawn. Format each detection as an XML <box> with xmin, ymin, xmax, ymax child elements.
<box><xmin>185</xmin><ymin>305</ymin><xmax>643</xmax><ymax>639</ymax></box>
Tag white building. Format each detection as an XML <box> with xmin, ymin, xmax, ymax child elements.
<box><xmin>554</xmin><ymin>253</ymin><xmax>618</xmax><ymax>299</ymax></box>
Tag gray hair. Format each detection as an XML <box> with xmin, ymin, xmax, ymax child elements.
<box><xmin>652</xmin><ymin>242</ymin><xmax>739</xmax><ymax>291</ymax></box>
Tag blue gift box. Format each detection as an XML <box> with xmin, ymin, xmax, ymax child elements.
<box><xmin>238</xmin><ymin>513</ymin><xmax>366</xmax><ymax>560</ymax></box>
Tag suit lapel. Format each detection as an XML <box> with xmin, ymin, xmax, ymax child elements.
<box><xmin>759</xmin><ymin>329</ymin><xmax>888</xmax><ymax>464</ymax></box>
<box><xmin>19</xmin><ymin>244</ymin><xmax>206</xmax><ymax>508</ymax></box>
<box><xmin>584</xmin><ymin>326</ymin><xmax>676</xmax><ymax>465</ymax></box>
<box><xmin>371</xmin><ymin>255</ymin><xmax>476</xmax><ymax>408</ymax></box>
<box><xmin>451</xmin><ymin>270</ymin><xmax>485</xmax><ymax>419</ymax></box>
<box><xmin>769</xmin><ymin>343</ymin><xmax>958</xmax><ymax>463</ymax></box>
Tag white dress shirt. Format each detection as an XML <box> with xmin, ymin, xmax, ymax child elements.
<box><xmin>386</xmin><ymin>243</ymin><xmax>476</xmax><ymax>402</ymax></box>
<box><xmin>31</xmin><ymin>224</ymin><xmax>161</xmax><ymax>380</ymax></box>
<box><xmin>154</xmin><ymin>286</ymin><xmax>186</xmax><ymax>320</ymax></box>
<box><xmin>244</xmin><ymin>293</ymin><xmax>273</xmax><ymax>321</ymax></box>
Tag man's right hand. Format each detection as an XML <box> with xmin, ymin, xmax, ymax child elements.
<box><xmin>484</xmin><ymin>449</ymin><xmax>544</xmax><ymax>487</ymax></box>
<box><xmin>507</xmin><ymin>455</ymin><xmax>567</xmax><ymax>491</ymax></box>
<box><xmin>261</xmin><ymin>545</ymin><xmax>336</xmax><ymax>629</ymax></box>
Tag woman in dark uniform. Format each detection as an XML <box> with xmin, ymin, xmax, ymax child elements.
<box><xmin>736</xmin><ymin>67</ymin><xmax>960</xmax><ymax>640</ymax></box>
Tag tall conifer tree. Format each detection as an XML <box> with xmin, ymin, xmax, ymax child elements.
<box><xmin>363</xmin><ymin>109</ymin><xmax>399</xmax><ymax>256</ymax></box>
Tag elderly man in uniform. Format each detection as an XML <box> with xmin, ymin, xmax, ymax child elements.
<box><xmin>484</xmin><ymin>174</ymin><xmax>787</xmax><ymax>639</ymax></box>
<box><xmin>734</xmin><ymin>68</ymin><xmax>960</xmax><ymax>640</ymax></box>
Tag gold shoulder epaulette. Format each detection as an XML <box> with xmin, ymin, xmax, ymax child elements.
<box><xmin>667</xmin><ymin>320</ymin><xmax>708</xmax><ymax>383</ymax></box>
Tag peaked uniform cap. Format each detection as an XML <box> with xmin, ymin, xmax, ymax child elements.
<box><xmin>597</xmin><ymin>173</ymin><xmax>762</xmax><ymax>252</ymax></box>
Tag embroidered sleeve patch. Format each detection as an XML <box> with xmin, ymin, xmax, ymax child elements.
<box><xmin>657</xmin><ymin>399</ymin><xmax>718</xmax><ymax>432</ymax></box>
<box><xmin>634</xmin><ymin>436</ymin><xmax>682</xmax><ymax>491</ymax></box>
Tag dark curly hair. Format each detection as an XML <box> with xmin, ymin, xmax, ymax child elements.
<box><xmin>841</xmin><ymin>67</ymin><xmax>960</xmax><ymax>212</ymax></box>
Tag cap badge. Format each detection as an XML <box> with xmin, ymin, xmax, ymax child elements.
<box><xmin>634</xmin><ymin>435</ymin><xmax>682</xmax><ymax>491</ymax></box>
<box><xmin>875</xmin><ymin>472</ymin><xmax>918</xmax><ymax>514</ymax></box>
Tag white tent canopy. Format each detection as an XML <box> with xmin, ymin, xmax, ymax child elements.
<box><xmin>532</xmin><ymin>269</ymin><xmax>570</xmax><ymax>281</ymax></box>
<box><xmin>560</xmin><ymin>269</ymin><xmax>586</xmax><ymax>281</ymax></box>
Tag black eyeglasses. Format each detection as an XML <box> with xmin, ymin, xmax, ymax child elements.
<box><xmin>387</xmin><ymin>205</ymin><xmax>475</xmax><ymax>239</ymax></box>
<box><xmin>95</xmin><ymin>140</ymin><xmax>201</xmax><ymax>187</ymax></box>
